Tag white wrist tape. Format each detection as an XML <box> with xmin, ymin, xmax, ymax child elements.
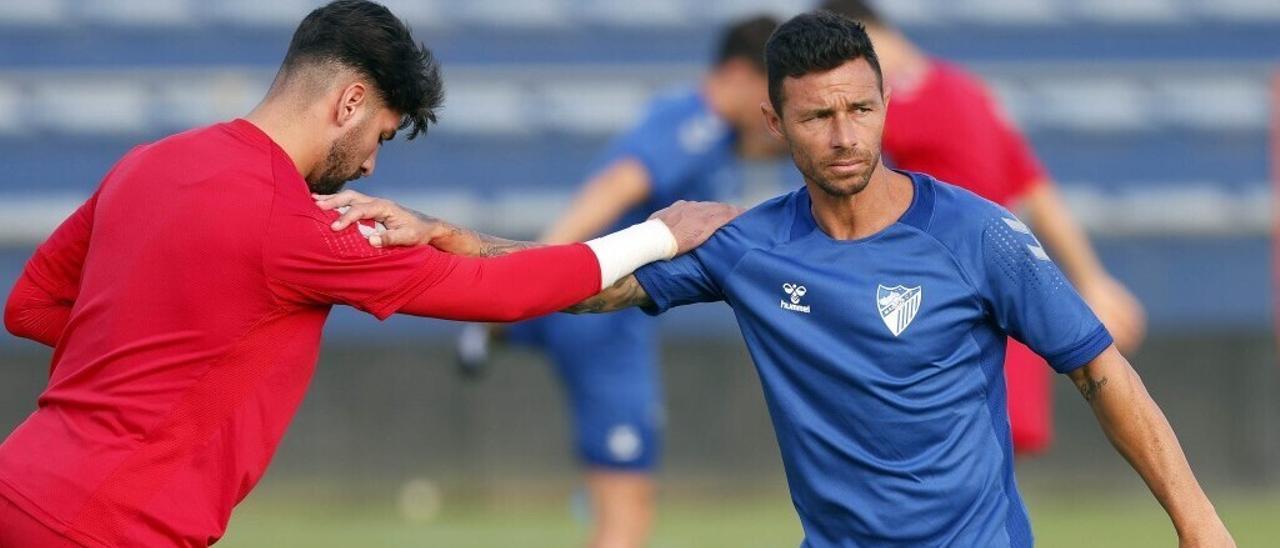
<box><xmin>585</xmin><ymin>219</ymin><xmax>678</xmax><ymax>290</ymax></box>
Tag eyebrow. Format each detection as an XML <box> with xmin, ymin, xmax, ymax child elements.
<box><xmin>800</xmin><ymin>101</ymin><xmax>876</xmax><ymax>118</ymax></box>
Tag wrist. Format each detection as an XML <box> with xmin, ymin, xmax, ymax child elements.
<box><xmin>585</xmin><ymin>219</ymin><xmax>678</xmax><ymax>290</ymax></box>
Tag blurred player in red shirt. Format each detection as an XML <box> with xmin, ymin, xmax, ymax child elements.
<box><xmin>0</xmin><ymin>2</ymin><xmax>738</xmax><ymax>546</ymax></box>
<box><xmin>823</xmin><ymin>0</ymin><xmax>1146</xmax><ymax>455</ymax></box>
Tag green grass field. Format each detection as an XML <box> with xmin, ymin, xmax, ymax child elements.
<box><xmin>219</xmin><ymin>488</ymin><xmax>1280</xmax><ymax>547</ymax></box>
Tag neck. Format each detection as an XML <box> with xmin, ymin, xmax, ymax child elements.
<box><xmin>243</xmin><ymin>98</ymin><xmax>320</xmax><ymax>180</ymax></box>
<box><xmin>807</xmin><ymin>162</ymin><xmax>913</xmax><ymax>240</ymax></box>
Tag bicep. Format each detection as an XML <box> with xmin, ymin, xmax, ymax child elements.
<box><xmin>632</xmin><ymin>250</ymin><xmax>723</xmax><ymax>315</ymax></box>
<box><xmin>267</xmin><ymin>215</ymin><xmax>462</xmax><ymax>317</ymax></box>
<box><xmin>979</xmin><ymin>214</ymin><xmax>1112</xmax><ymax>372</ymax></box>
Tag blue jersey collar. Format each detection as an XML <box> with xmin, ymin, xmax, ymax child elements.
<box><xmin>790</xmin><ymin>170</ymin><xmax>936</xmax><ymax>242</ymax></box>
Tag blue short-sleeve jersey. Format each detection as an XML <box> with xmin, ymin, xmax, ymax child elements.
<box><xmin>634</xmin><ymin>171</ymin><xmax>1111</xmax><ymax>547</ymax></box>
<box><xmin>597</xmin><ymin>88</ymin><xmax>740</xmax><ymax>231</ymax></box>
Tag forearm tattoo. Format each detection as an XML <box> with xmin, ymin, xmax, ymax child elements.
<box><xmin>1073</xmin><ymin>374</ymin><xmax>1109</xmax><ymax>402</ymax></box>
<box><xmin>408</xmin><ymin>209</ymin><xmax>539</xmax><ymax>257</ymax></box>
<box><xmin>565</xmin><ymin>275</ymin><xmax>653</xmax><ymax>314</ymax></box>
<box><xmin>475</xmin><ymin>234</ymin><xmax>541</xmax><ymax>257</ymax></box>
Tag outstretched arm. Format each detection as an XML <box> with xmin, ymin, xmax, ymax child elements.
<box><xmin>1068</xmin><ymin>347</ymin><xmax>1233</xmax><ymax>547</ymax></box>
<box><xmin>313</xmin><ymin>191</ymin><xmax>738</xmax><ymax>314</ymax></box>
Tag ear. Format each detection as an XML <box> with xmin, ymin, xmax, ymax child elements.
<box><xmin>761</xmin><ymin>101</ymin><xmax>785</xmax><ymax>140</ymax></box>
<box><xmin>334</xmin><ymin>81</ymin><xmax>370</xmax><ymax>128</ymax></box>
<box><xmin>882</xmin><ymin>84</ymin><xmax>892</xmax><ymax>109</ymax></box>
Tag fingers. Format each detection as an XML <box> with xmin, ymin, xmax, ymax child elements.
<box><xmin>329</xmin><ymin>201</ymin><xmax>390</xmax><ymax>231</ymax></box>
<box><xmin>312</xmin><ymin>189</ymin><xmax>372</xmax><ymax>211</ymax></box>
<box><xmin>368</xmin><ymin>227</ymin><xmax>418</xmax><ymax>248</ymax></box>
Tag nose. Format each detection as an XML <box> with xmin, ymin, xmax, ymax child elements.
<box><xmin>829</xmin><ymin>114</ymin><xmax>856</xmax><ymax>150</ymax></box>
<box><xmin>360</xmin><ymin>149</ymin><xmax>378</xmax><ymax>177</ymax></box>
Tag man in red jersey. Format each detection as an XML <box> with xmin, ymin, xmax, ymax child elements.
<box><xmin>0</xmin><ymin>2</ymin><xmax>738</xmax><ymax>546</ymax></box>
<box><xmin>822</xmin><ymin>0</ymin><xmax>1146</xmax><ymax>455</ymax></box>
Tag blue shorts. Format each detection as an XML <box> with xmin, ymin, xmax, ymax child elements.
<box><xmin>509</xmin><ymin>309</ymin><xmax>662</xmax><ymax>471</ymax></box>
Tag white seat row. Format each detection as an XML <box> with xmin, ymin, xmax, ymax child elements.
<box><xmin>0</xmin><ymin>67</ymin><xmax>1270</xmax><ymax>135</ymax></box>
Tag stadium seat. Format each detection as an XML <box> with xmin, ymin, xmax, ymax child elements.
<box><xmin>1068</xmin><ymin>0</ymin><xmax>1183</xmax><ymax>24</ymax></box>
<box><xmin>434</xmin><ymin>81</ymin><xmax>531</xmax><ymax>136</ymax></box>
<box><xmin>209</xmin><ymin>0</ymin><xmax>327</xmax><ymax>28</ymax></box>
<box><xmin>1154</xmin><ymin>78</ymin><xmax>1270</xmax><ymax>131</ymax></box>
<box><xmin>0</xmin><ymin>81</ymin><xmax>21</xmax><ymax>134</ymax></box>
<box><xmin>455</xmin><ymin>0</ymin><xmax>570</xmax><ymax>29</ymax></box>
<box><xmin>154</xmin><ymin>74</ymin><xmax>268</xmax><ymax>131</ymax></box>
<box><xmin>32</xmin><ymin>79</ymin><xmax>148</xmax><ymax>134</ymax></box>
<box><xmin>578</xmin><ymin>0</ymin><xmax>690</xmax><ymax>28</ymax></box>
<box><xmin>1033</xmin><ymin>78</ymin><xmax>1150</xmax><ymax>132</ymax></box>
<box><xmin>80</xmin><ymin>0</ymin><xmax>196</xmax><ymax>28</ymax></box>
<box><xmin>1191</xmin><ymin>0</ymin><xmax>1280</xmax><ymax>21</ymax></box>
<box><xmin>948</xmin><ymin>0</ymin><xmax>1062</xmax><ymax>25</ymax></box>
<box><xmin>0</xmin><ymin>0</ymin><xmax>66</xmax><ymax>27</ymax></box>
<box><xmin>538</xmin><ymin>82</ymin><xmax>650</xmax><ymax>134</ymax></box>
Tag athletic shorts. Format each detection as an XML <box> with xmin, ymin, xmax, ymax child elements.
<box><xmin>509</xmin><ymin>309</ymin><xmax>663</xmax><ymax>471</ymax></box>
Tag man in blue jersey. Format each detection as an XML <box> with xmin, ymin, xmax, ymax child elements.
<box><xmin>455</xmin><ymin>14</ymin><xmax>780</xmax><ymax>547</ymax></box>
<box><xmin>321</xmin><ymin>11</ymin><xmax>1233</xmax><ymax>546</ymax></box>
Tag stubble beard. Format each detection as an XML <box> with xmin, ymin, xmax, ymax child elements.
<box><xmin>307</xmin><ymin>126</ymin><xmax>366</xmax><ymax>195</ymax></box>
<box><xmin>805</xmin><ymin>150</ymin><xmax>880</xmax><ymax>199</ymax></box>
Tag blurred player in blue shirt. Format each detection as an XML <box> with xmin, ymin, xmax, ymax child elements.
<box><xmin>555</xmin><ymin>12</ymin><xmax>1232</xmax><ymax>547</ymax></box>
<box><xmin>456</xmin><ymin>15</ymin><xmax>782</xmax><ymax>547</ymax></box>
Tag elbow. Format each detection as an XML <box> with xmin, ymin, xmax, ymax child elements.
<box><xmin>4</xmin><ymin>296</ymin><xmax>30</xmax><ymax>339</ymax></box>
<box><xmin>484</xmin><ymin>297</ymin><xmax>567</xmax><ymax>323</ymax></box>
<box><xmin>489</xmin><ymin>304</ymin><xmax>546</xmax><ymax>324</ymax></box>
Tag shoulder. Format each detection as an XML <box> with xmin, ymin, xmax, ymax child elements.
<box><xmin>926</xmin><ymin>60</ymin><xmax>993</xmax><ymax>98</ymax></box>
<box><xmin>630</xmin><ymin>89</ymin><xmax>731</xmax><ymax>152</ymax></box>
<box><xmin>708</xmin><ymin>189</ymin><xmax>802</xmax><ymax>251</ymax></box>
<box><xmin>912</xmin><ymin>172</ymin><xmax>1015</xmax><ymax>250</ymax></box>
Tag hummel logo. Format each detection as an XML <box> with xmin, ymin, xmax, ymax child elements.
<box><xmin>780</xmin><ymin>283</ymin><xmax>810</xmax><ymax>314</ymax></box>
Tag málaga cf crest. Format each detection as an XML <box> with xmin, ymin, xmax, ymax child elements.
<box><xmin>876</xmin><ymin>285</ymin><xmax>922</xmax><ymax>337</ymax></box>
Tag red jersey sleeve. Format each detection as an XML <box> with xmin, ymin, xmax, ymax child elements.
<box><xmin>264</xmin><ymin>208</ymin><xmax>601</xmax><ymax>321</ymax></box>
<box><xmin>4</xmin><ymin>190</ymin><xmax>99</xmax><ymax>347</ymax></box>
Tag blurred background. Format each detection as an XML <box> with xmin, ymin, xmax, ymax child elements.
<box><xmin>1</xmin><ymin>0</ymin><xmax>1278</xmax><ymax>546</ymax></box>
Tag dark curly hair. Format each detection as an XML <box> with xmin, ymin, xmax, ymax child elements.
<box><xmin>282</xmin><ymin>0</ymin><xmax>443</xmax><ymax>139</ymax></box>
<box><xmin>765</xmin><ymin>11</ymin><xmax>882</xmax><ymax>115</ymax></box>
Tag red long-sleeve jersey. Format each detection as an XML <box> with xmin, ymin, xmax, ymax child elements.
<box><xmin>1</xmin><ymin>119</ymin><xmax>600</xmax><ymax>546</ymax></box>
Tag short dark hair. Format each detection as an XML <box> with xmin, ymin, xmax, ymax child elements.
<box><xmin>765</xmin><ymin>11</ymin><xmax>883</xmax><ymax>114</ymax></box>
<box><xmin>282</xmin><ymin>0</ymin><xmax>443</xmax><ymax>139</ymax></box>
<box><xmin>818</xmin><ymin>0</ymin><xmax>885</xmax><ymax>26</ymax></box>
<box><xmin>714</xmin><ymin>14</ymin><xmax>779</xmax><ymax>72</ymax></box>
